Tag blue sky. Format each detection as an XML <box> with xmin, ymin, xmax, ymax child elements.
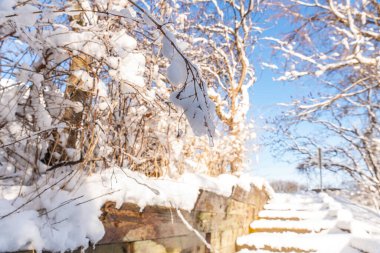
<box><xmin>245</xmin><ymin>14</ymin><xmax>343</xmax><ymax>188</ymax></box>
<box><xmin>244</xmin><ymin>12</ymin><xmax>307</xmax><ymax>184</ymax></box>
<box><xmin>248</xmin><ymin>57</ymin><xmax>343</xmax><ymax>188</ymax></box>
<box><xmin>248</xmin><ymin>60</ymin><xmax>310</xmax><ymax>184</ymax></box>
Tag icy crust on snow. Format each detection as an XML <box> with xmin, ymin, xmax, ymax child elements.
<box><xmin>0</xmin><ymin>168</ymin><xmax>272</xmax><ymax>252</ymax></box>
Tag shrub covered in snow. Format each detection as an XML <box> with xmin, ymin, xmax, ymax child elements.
<box><xmin>0</xmin><ymin>0</ymin><xmax>210</xmax><ymax>182</ymax></box>
<box><xmin>0</xmin><ymin>0</ymin><xmax>260</xmax><ymax>182</ymax></box>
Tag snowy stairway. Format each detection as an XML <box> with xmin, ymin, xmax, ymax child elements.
<box><xmin>258</xmin><ymin>210</ymin><xmax>329</xmax><ymax>221</ymax></box>
<box><xmin>249</xmin><ymin>219</ymin><xmax>335</xmax><ymax>233</ymax></box>
<box><xmin>248</xmin><ymin>194</ymin><xmax>334</xmax><ymax>234</ymax></box>
<box><xmin>237</xmin><ymin>233</ymin><xmax>353</xmax><ymax>253</ymax></box>
<box><xmin>236</xmin><ymin>193</ymin><xmax>364</xmax><ymax>253</ymax></box>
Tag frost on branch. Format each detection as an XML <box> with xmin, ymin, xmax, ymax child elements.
<box><xmin>161</xmin><ymin>0</ymin><xmax>260</xmax><ymax>172</ymax></box>
<box><xmin>161</xmin><ymin>32</ymin><xmax>216</xmax><ymax>140</ymax></box>
<box><xmin>136</xmin><ymin>7</ymin><xmax>216</xmax><ymax>142</ymax></box>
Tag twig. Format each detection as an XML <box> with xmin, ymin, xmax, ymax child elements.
<box><xmin>46</xmin><ymin>153</ymin><xmax>84</xmax><ymax>172</ymax></box>
<box><xmin>39</xmin><ymin>195</ymin><xmax>85</xmax><ymax>217</ymax></box>
<box><xmin>117</xmin><ymin>167</ymin><xmax>160</xmax><ymax>195</ymax></box>
<box><xmin>176</xmin><ymin>208</ymin><xmax>215</xmax><ymax>252</ymax></box>
<box><xmin>0</xmin><ymin>125</ymin><xmax>65</xmax><ymax>149</ymax></box>
<box><xmin>75</xmin><ymin>189</ymin><xmax>121</xmax><ymax>206</ymax></box>
<box><xmin>0</xmin><ymin>170</ymin><xmax>74</xmax><ymax>220</ymax></box>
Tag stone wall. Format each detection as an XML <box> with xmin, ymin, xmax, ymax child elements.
<box><xmin>95</xmin><ymin>185</ymin><xmax>269</xmax><ymax>253</ymax></box>
<box><xmin>17</xmin><ymin>184</ymin><xmax>269</xmax><ymax>253</ymax></box>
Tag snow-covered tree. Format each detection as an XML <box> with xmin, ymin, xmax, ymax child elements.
<box><xmin>266</xmin><ymin>0</ymin><xmax>380</xmax><ymax>194</ymax></box>
<box><xmin>148</xmin><ymin>0</ymin><xmax>260</xmax><ymax>173</ymax></box>
<box><xmin>0</xmin><ymin>0</ymin><xmax>220</xmax><ymax>182</ymax></box>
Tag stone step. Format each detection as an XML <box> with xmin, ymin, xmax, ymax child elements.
<box><xmin>267</xmin><ymin>193</ymin><xmax>323</xmax><ymax>204</ymax></box>
<box><xmin>236</xmin><ymin>249</ymin><xmax>289</xmax><ymax>253</ymax></box>
<box><xmin>258</xmin><ymin>210</ymin><xmax>329</xmax><ymax>221</ymax></box>
<box><xmin>236</xmin><ymin>233</ymin><xmax>358</xmax><ymax>253</ymax></box>
<box><xmin>264</xmin><ymin>202</ymin><xmax>327</xmax><ymax>211</ymax></box>
<box><xmin>249</xmin><ymin>219</ymin><xmax>335</xmax><ymax>233</ymax></box>
<box><xmin>238</xmin><ymin>245</ymin><xmax>313</xmax><ymax>252</ymax></box>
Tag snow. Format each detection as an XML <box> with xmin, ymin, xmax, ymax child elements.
<box><xmin>237</xmin><ymin>192</ymin><xmax>380</xmax><ymax>253</ymax></box>
<box><xmin>0</xmin><ymin>168</ymin><xmax>271</xmax><ymax>252</ymax></box>
<box><xmin>160</xmin><ymin>28</ymin><xmax>216</xmax><ymax>140</ymax></box>
<box><xmin>179</xmin><ymin>173</ymin><xmax>274</xmax><ymax>198</ymax></box>
<box><xmin>333</xmin><ymin>195</ymin><xmax>380</xmax><ymax>234</ymax></box>
<box><xmin>162</xmin><ymin>36</ymin><xmax>177</xmax><ymax>59</ymax></box>
<box><xmin>261</xmin><ymin>62</ymin><xmax>278</xmax><ymax>70</ymax></box>
<box><xmin>258</xmin><ymin>209</ymin><xmax>329</xmax><ymax>220</ymax></box>
<box><xmin>250</xmin><ymin>219</ymin><xmax>335</xmax><ymax>232</ymax></box>
<box><xmin>110</xmin><ymin>31</ymin><xmax>137</xmax><ymax>56</ymax></box>
<box><xmin>0</xmin><ymin>0</ymin><xmax>39</xmax><ymax>26</ymax></box>
<box><xmin>167</xmin><ymin>54</ymin><xmax>187</xmax><ymax>86</ymax></box>
<box><xmin>118</xmin><ymin>53</ymin><xmax>146</xmax><ymax>88</ymax></box>
<box><xmin>0</xmin><ymin>79</ymin><xmax>19</xmax><ymax>123</ymax></box>
<box><xmin>47</xmin><ymin>31</ymin><xmax>107</xmax><ymax>60</ymax></box>
<box><xmin>170</xmin><ymin>80</ymin><xmax>216</xmax><ymax>138</ymax></box>
<box><xmin>0</xmin><ymin>208</ymin><xmax>44</xmax><ymax>252</ymax></box>
<box><xmin>72</xmin><ymin>70</ymin><xmax>107</xmax><ymax>97</ymax></box>
<box><xmin>237</xmin><ymin>233</ymin><xmax>356</xmax><ymax>253</ymax></box>
<box><xmin>350</xmin><ymin>237</ymin><xmax>380</xmax><ymax>253</ymax></box>
<box><xmin>264</xmin><ymin>201</ymin><xmax>327</xmax><ymax>211</ymax></box>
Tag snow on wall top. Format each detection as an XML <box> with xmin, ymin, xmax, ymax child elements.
<box><xmin>0</xmin><ymin>167</ymin><xmax>272</xmax><ymax>252</ymax></box>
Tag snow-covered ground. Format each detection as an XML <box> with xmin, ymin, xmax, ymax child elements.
<box><xmin>237</xmin><ymin>192</ymin><xmax>380</xmax><ymax>253</ymax></box>
<box><xmin>334</xmin><ymin>195</ymin><xmax>380</xmax><ymax>233</ymax></box>
<box><xmin>0</xmin><ymin>167</ymin><xmax>273</xmax><ymax>252</ymax></box>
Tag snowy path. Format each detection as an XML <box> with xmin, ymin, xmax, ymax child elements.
<box><xmin>236</xmin><ymin>192</ymin><xmax>380</xmax><ymax>253</ymax></box>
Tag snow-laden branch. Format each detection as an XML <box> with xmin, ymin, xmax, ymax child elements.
<box><xmin>128</xmin><ymin>0</ymin><xmax>216</xmax><ymax>142</ymax></box>
<box><xmin>269</xmin><ymin>0</ymin><xmax>380</xmax><ymax>192</ymax></box>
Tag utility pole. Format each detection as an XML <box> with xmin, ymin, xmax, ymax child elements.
<box><xmin>318</xmin><ymin>148</ymin><xmax>323</xmax><ymax>192</ymax></box>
